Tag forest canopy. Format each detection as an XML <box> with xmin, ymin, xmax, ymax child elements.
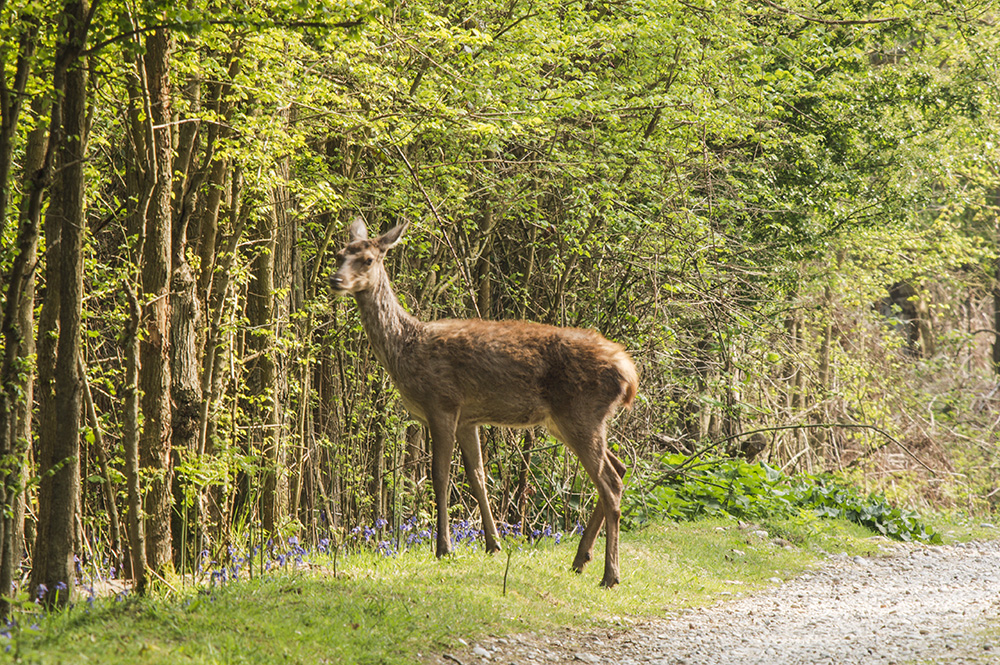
<box><xmin>1</xmin><ymin>0</ymin><xmax>999</xmax><ymax>607</ymax></box>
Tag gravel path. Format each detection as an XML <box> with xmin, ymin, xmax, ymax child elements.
<box><xmin>445</xmin><ymin>539</ymin><xmax>1000</xmax><ymax>665</ymax></box>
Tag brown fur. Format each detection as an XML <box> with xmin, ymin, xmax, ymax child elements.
<box><xmin>331</xmin><ymin>218</ymin><xmax>638</xmax><ymax>587</ymax></box>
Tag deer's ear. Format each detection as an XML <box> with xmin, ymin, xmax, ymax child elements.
<box><xmin>378</xmin><ymin>220</ymin><xmax>410</xmax><ymax>251</ymax></box>
<box><xmin>348</xmin><ymin>217</ymin><xmax>368</xmax><ymax>242</ymax></box>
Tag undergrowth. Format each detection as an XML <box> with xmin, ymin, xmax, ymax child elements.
<box><xmin>624</xmin><ymin>453</ymin><xmax>943</xmax><ymax>544</ymax></box>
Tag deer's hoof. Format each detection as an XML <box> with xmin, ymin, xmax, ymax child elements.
<box><xmin>572</xmin><ymin>552</ymin><xmax>592</xmax><ymax>573</ymax></box>
<box><xmin>599</xmin><ymin>575</ymin><xmax>620</xmax><ymax>589</ymax></box>
<box><xmin>486</xmin><ymin>542</ymin><xmax>502</xmax><ymax>555</ymax></box>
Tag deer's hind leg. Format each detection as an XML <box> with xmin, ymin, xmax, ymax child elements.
<box><xmin>572</xmin><ymin>449</ymin><xmax>626</xmax><ymax>569</ymax></box>
<box><xmin>456</xmin><ymin>423</ymin><xmax>501</xmax><ymax>554</ymax></box>
<box><xmin>554</xmin><ymin>418</ymin><xmax>626</xmax><ymax>588</ymax></box>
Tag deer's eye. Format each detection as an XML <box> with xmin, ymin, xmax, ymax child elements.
<box><xmin>363</xmin><ymin>257</ymin><xmax>374</xmax><ymax>267</ymax></box>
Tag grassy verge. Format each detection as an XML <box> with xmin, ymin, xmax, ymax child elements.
<box><xmin>0</xmin><ymin>515</ymin><xmax>898</xmax><ymax>665</ymax></box>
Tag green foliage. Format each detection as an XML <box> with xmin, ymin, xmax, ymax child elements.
<box><xmin>627</xmin><ymin>454</ymin><xmax>942</xmax><ymax>544</ymax></box>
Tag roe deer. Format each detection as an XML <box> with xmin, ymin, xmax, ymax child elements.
<box><xmin>331</xmin><ymin>218</ymin><xmax>638</xmax><ymax>587</ymax></box>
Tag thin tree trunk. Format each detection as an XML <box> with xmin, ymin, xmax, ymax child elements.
<box><xmin>512</xmin><ymin>430</ymin><xmax>535</xmax><ymax>529</ymax></box>
<box><xmin>197</xmin><ymin>173</ymin><xmax>248</xmax><ymax>535</ymax></box>
<box><xmin>816</xmin><ymin>285</ymin><xmax>833</xmax><ymax>456</ymax></box>
<box><xmin>80</xmin><ymin>355</ymin><xmax>122</xmax><ymax>560</ymax></box>
<box><xmin>275</xmin><ymin>193</ymin><xmax>294</xmax><ymax>527</ymax></box>
<box><xmin>474</xmin><ymin>203</ymin><xmax>495</xmax><ymax>318</ymax></box>
<box><xmin>0</xmin><ymin>15</ymin><xmax>37</xmax><ymax>239</ymax></box>
<box><xmin>122</xmin><ymin>286</ymin><xmax>147</xmax><ymax>593</ymax></box>
<box><xmin>247</xmin><ymin>240</ymin><xmax>278</xmax><ymax>531</ymax></box>
<box><xmin>0</xmin><ymin>96</ymin><xmax>46</xmax><ymax>616</ymax></box>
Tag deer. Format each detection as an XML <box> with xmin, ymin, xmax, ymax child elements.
<box><xmin>330</xmin><ymin>217</ymin><xmax>638</xmax><ymax>587</ymax></box>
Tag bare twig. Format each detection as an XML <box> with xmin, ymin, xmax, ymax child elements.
<box><xmin>392</xmin><ymin>145</ymin><xmax>482</xmax><ymax>318</ymax></box>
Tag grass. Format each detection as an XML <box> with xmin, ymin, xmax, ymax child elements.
<box><xmin>0</xmin><ymin>515</ymin><xmax>942</xmax><ymax>664</ymax></box>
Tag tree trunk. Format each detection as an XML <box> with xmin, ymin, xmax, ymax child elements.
<box><xmin>197</xmin><ymin>172</ymin><xmax>248</xmax><ymax>536</ymax></box>
<box><xmin>0</xmin><ymin>97</ymin><xmax>46</xmax><ymax>615</ymax></box>
<box><xmin>170</xmin><ymin>259</ymin><xmax>202</xmax><ymax>568</ymax></box>
<box><xmin>32</xmin><ymin>12</ymin><xmax>88</xmax><ymax>605</ymax></box>
<box><xmin>816</xmin><ymin>285</ymin><xmax>833</xmax><ymax>456</ymax></box>
<box><xmin>81</xmin><ymin>356</ymin><xmax>122</xmax><ymax>561</ymax></box>
<box><xmin>138</xmin><ymin>27</ymin><xmax>174</xmax><ymax>572</ymax></box>
<box><xmin>512</xmin><ymin>430</ymin><xmax>535</xmax><ymax>529</ymax></box>
<box><xmin>272</xmin><ymin>164</ymin><xmax>294</xmax><ymax>529</ymax></box>
<box><xmin>0</xmin><ymin>16</ymin><xmax>38</xmax><ymax>240</ymax></box>
<box><xmin>170</xmin><ymin>115</ymin><xmax>204</xmax><ymax>566</ymax></box>
<box><xmin>474</xmin><ymin>203</ymin><xmax>495</xmax><ymax>318</ymax></box>
<box><xmin>244</xmin><ymin>193</ymin><xmax>277</xmax><ymax>530</ymax></box>
<box><xmin>123</xmin><ymin>287</ymin><xmax>147</xmax><ymax>593</ymax></box>
<box><xmin>169</xmin><ymin>73</ymin><xmax>207</xmax><ymax>548</ymax></box>
<box><xmin>368</xmin><ymin>382</ymin><xmax>386</xmax><ymax>523</ymax></box>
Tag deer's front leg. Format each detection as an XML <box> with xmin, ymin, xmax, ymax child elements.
<box><xmin>428</xmin><ymin>413</ymin><xmax>458</xmax><ymax>558</ymax></box>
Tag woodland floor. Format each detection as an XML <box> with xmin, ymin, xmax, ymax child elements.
<box><xmin>443</xmin><ymin>537</ymin><xmax>1000</xmax><ymax>665</ymax></box>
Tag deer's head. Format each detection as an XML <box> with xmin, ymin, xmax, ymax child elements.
<box><xmin>330</xmin><ymin>217</ymin><xmax>409</xmax><ymax>295</ymax></box>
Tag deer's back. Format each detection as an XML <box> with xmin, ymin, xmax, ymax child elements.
<box><xmin>393</xmin><ymin>318</ymin><xmax>635</xmax><ymax>427</ymax></box>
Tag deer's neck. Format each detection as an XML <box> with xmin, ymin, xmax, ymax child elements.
<box><xmin>354</xmin><ymin>270</ymin><xmax>422</xmax><ymax>378</ymax></box>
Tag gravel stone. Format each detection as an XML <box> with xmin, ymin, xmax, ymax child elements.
<box><xmin>443</xmin><ymin>540</ymin><xmax>1000</xmax><ymax>665</ymax></box>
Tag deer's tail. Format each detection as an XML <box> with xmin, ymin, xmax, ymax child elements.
<box><xmin>613</xmin><ymin>350</ymin><xmax>639</xmax><ymax>410</ymax></box>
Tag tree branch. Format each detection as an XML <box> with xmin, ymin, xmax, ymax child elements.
<box><xmin>83</xmin><ymin>17</ymin><xmax>364</xmax><ymax>56</ymax></box>
<box><xmin>759</xmin><ymin>0</ymin><xmax>901</xmax><ymax>26</ymax></box>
